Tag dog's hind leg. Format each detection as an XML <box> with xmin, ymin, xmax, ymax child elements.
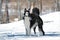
<box><xmin>38</xmin><ymin>25</ymin><xmax>45</xmax><ymax>36</ymax></box>
<box><xmin>37</xmin><ymin>20</ymin><xmax>45</xmax><ymax>36</ymax></box>
<box><xmin>33</xmin><ymin>27</ymin><xmax>36</xmax><ymax>34</ymax></box>
<box><xmin>36</xmin><ymin>16</ymin><xmax>45</xmax><ymax>36</ymax></box>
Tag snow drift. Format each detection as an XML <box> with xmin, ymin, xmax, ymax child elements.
<box><xmin>41</xmin><ymin>12</ymin><xmax>60</xmax><ymax>32</ymax></box>
<box><xmin>0</xmin><ymin>12</ymin><xmax>60</xmax><ymax>34</ymax></box>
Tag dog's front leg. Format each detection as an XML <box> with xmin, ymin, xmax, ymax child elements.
<box><xmin>24</xmin><ymin>17</ymin><xmax>31</xmax><ymax>36</ymax></box>
<box><xmin>26</xmin><ymin>28</ymin><xmax>28</xmax><ymax>35</ymax></box>
<box><xmin>26</xmin><ymin>27</ymin><xmax>31</xmax><ymax>36</ymax></box>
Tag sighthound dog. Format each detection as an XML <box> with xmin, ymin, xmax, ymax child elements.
<box><xmin>23</xmin><ymin>8</ymin><xmax>45</xmax><ymax>36</ymax></box>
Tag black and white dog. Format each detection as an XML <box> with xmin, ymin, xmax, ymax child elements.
<box><xmin>23</xmin><ymin>8</ymin><xmax>45</xmax><ymax>36</ymax></box>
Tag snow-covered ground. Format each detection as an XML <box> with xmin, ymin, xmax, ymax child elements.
<box><xmin>0</xmin><ymin>12</ymin><xmax>60</xmax><ymax>40</ymax></box>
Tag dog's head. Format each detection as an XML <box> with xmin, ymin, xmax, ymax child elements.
<box><xmin>24</xmin><ymin>8</ymin><xmax>30</xmax><ymax>17</ymax></box>
<box><xmin>23</xmin><ymin>8</ymin><xmax>32</xmax><ymax>20</ymax></box>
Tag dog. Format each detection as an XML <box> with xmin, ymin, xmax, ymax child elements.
<box><xmin>23</xmin><ymin>8</ymin><xmax>45</xmax><ymax>36</ymax></box>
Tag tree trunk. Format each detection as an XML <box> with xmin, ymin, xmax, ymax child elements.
<box><xmin>0</xmin><ymin>0</ymin><xmax>3</xmax><ymax>24</ymax></box>
<box><xmin>17</xmin><ymin>0</ymin><xmax>21</xmax><ymax>20</ymax></box>
<box><xmin>40</xmin><ymin>0</ymin><xmax>42</xmax><ymax>15</ymax></box>
<box><xmin>5</xmin><ymin>0</ymin><xmax>9</xmax><ymax>23</ymax></box>
<box><xmin>57</xmin><ymin>0</ymin><xmax>60</xmax><ymax>11</ymax></box>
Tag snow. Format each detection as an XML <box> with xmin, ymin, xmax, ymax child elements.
<box><xmin>41</xmin><ymin>12</ymin><xmax>60</xmax><ymax>32</ymax></box>
<box><xmin>0</xmin><ymin>20</ymin><xmax>25</xmax><ymax>33</ymax></box>
<box><xmin>0</xmin><ymin>12</ymin><xmax>60</xmax><ymax>40</ymax></box>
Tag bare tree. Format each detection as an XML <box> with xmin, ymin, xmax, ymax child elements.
<box><xmin>57</xmin><ymin>0</ymin><xmax>60</xmax><ymax>11</ymax></box>
<box><xmin>5</xmin><ymin>0</ymin><xmax>9</xmax><ymax>23</ymax></box>
<box><xmin>0</xmin><ymin>0</ymin><xmax>3</xmax><ymax>23</ymax></box>
<box><xmin>39</xmin><ymin>0</ymin><xmax>42</xmax><ymax>15</ymax></box>
<box><xmin>17</xmin><ymin>0</ymin><xmax>21</xmax><ymax>20</ymax></box>
<box><xmin>28</xmin><ymin>0</ymin><xmax>36</xmax><ymax>13</ymax></box>
<box><xmin>55</xmin><ymin>0</ymin><xmax>60</xmax><ymax>11</ymax></box>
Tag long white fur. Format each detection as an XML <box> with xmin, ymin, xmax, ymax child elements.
<box><xmin>24</xmin><ymin>17</ymin><xmax>31</xmax><ymax>36</ymax></box>
<box><xmin>24</xmin><ymin>12</ymin><xmax>31</xmax><ymax>36</ymax></box>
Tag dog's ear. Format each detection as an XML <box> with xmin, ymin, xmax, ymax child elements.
<box><xmin>24</xmin><ymin>8</ymin><xmax>27</xmax><ymax>12</ymax></box>
<box><xmin>24</xmin><ymin>8</ymin><xmax>27</xmax><ymax>15</ymax></box>
<box><xmin>28</xmin><ymin>8</ymin><xmax>30</xmax><ymax>11</ymax></box>
<box><xmin>28</xmin><ymin>8</ymin><xmax>31</xmax><ymax>13</ymax></box>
